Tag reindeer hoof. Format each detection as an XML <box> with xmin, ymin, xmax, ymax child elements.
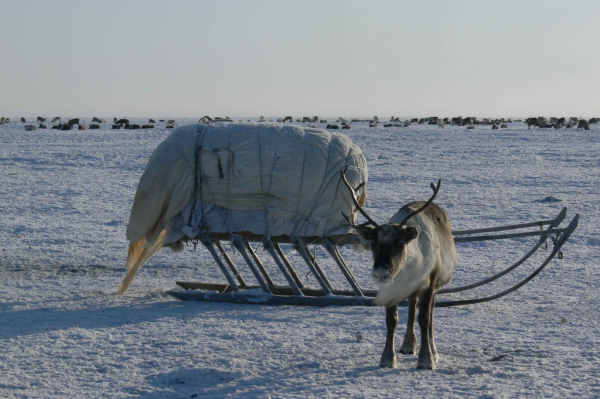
<box><xmin>416</xmin><ymin>359</ymin><xmax>435</xmax><ymax>370</ymax></box>
<box><xmin>399</xmin><ymin>345</ymin><xmax>416</xmax><ymax>355</ymax></box>
<box><xmin>380</xmin><ymin>361</ymin><xmax>397</xmax><ymax>369</ymax></box>
<box><xmin>380</xmin><ymin>356</ymin><xmax>397</xmax><ymax>368</ymax></box>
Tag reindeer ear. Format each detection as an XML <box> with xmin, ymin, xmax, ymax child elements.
<box><xmin>403</xmin><ymin>226</ymin><xmax>418</xmax><ymax>242</ymax></box>
<box><xmin>356</xmin><ymin>225</ymin><xmax>377</xmax><ymax>241</ymax></box>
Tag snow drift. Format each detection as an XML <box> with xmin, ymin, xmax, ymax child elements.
<box><xmin>119</xmin><ymin>123</ymin><xmax>368</xmax><ymax>293</ymax></box>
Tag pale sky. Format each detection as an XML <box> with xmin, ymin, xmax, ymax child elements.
<box><xmin>1</xmin><ymin>0</ymin><xmax>599</xmax><ymax>119</ymax></box>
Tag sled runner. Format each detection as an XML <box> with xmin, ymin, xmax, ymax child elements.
<box><xmin>167</xmin><ymin>206</ymin><xmax>578</xmax><ymax>307</ymax></box>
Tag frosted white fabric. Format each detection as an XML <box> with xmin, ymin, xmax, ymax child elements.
<box><xmin>126</xmin><ymin>123</ymin><xmax>368</xmax><ymax>247</ymax></box>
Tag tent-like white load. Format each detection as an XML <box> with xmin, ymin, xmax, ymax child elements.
<box><xmin>119</xmin><ymin>122</ymin><xmax>368</xmax><ymax>293</ymax></box>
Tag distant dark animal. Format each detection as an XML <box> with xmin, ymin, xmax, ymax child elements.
<box><xmin>577</xmin><ymin>120</ymin><xmax>590</xmax><ymax>130</ymax></box>
<box><xmin>21</xmin><ymin>117</ymin><xmax>26</xmax><ymax>123</ymax></box>
<box><xmin>166</xmin><ymin>124</ymin><xmax>175</xmax><ymax>129</ymax></box>
<box><xmin>112</xmin><ymin>124</ymin><xmax>122</xmax><ymax>129</ymax></box>
<box><xmin>525</xmin><ymin>117</ymin><xmax>539</xmax><ymax>129</ymax></box>
<box><xmin>149</xmin><ymin>119</ymin><xmax>156</xmax><ymax>123</ymax></box>
<box><xmin>142</xmin><ymin>124</ymin><xmax>154</xmax><ymax>129</ymax></box>
<box><xmin>24</xmin><ymin>124</ymin><xmax>36</xmax><ymax>131</ymax></box>
<box><xmin>37</xmin><ymin>116</ymin><xmax>46</xmax><ymax>122</ymax></box>
<box><xmin>342</xmin><ymin>125</ymin><xmax>350</xmax><ymax>129</ymax></box>
<box><xmin>168</xmin><ymin>119</ymin><xmax>176</xmax><ymax>124</ymax></box>
<box><xmin>125</xmin><ymin>124</ymin><xmax>141</xmax><ymax>130</ymax></box>
<box><xmin>283</xmin><ymin>116</ymin><xmax>293</xmax><ymax>122</ymax></box>
<box><xmin>326</xmin><ymin>124</ymin><xmax>339</xmax><ymax>129</ymax></box>
<box><xmin>38</xmin><ymin>123</ymin><xmax>47</xmax><ymax>129</ymax></box>
<box><xmin>410</xmin><ymin>118</ymin><xmax>419</xmax><ymax>124</ymax></box>
<box><xmin>467</xmin><ymin>126</ymin><xmax>475</xmax><ymax>130</ymax></box>
<box><xmin>462</xmin><ymin>117</ymin><xmax>476</xmax><ymax>126</ymax></box>
<box><xmin>320</xmin><ymin>120</ymin><xmax>328</xmax><ymax>123</ymax></box>
<box><xmin>60</xmin><ymin>124</ymin><xmax>72</xmax><ymax>131</ymax></box>
<box><xmin>589</xmin><ymin>118</ymin><xmax>599</xmax><ymax>124</ymax></box>
<box><xmin>78</xmin><ymin>124</ymin><xmax>87</xmax><ymax>130</ymax></box>
<box><xmin>116</xmin><ymin>118</ymin><xmax>129</xmax><ymax>125</ymax></box>
<box><xmin>500</xmin><ymin>124</ymin><xmax>508</xmax><ymax>128</ymax></box>
<box><xmin>89</xmin><ymin>124</ymin><xmax>101</xmax><ymax>129</ymax></box>
<box><xmin>0</xmin><ymin>117</ymin><xmax>5</xmax><ymax>125</ymax></box>
<box><xmin>67</xmin><ymin>118</ymin><xmax>80</xmax><ymax>127</ymax></box>
<box><xmin>92</xmin><ymin>117</ymin><xmax>103</xmax><ymax>123</ymax></box>
<box><xmin>492</xmin><ymin>124</ymin><xmax>499</xmax><ymax>130</ymax></box>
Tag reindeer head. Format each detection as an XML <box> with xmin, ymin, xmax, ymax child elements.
<box><xmin>340</xmin><ymin>171</ymin><xmax>441</xmax><ymax>286</ymax></box>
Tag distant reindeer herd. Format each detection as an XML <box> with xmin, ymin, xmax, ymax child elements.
<box><xmin>0</xmin><ymin>114</ymin><xmax>597</xmax><ymax>131</ymax></box>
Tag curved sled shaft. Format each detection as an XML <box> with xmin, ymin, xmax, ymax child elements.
<box><xmin>439</xmin><ymin>207</ymin><xmax>567</xmax><ymax>294</ymax></box>
<box><xmin>169</xmin><ymin>210</ymin><xmax>578</xmax><ymax>308</ymax></box>
<box><xmin>436</xmin><ymin>213</ymin><xmax>578</xmax><ymax>307</ymax></box>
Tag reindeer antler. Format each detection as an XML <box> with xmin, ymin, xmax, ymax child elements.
<box><xmin>398</xmin><ymin>179</ymin><xmax>442</xmax><ymax>229</ymax></box>
<box><xmin>340</xmin><ymin>169</ymin><xmax>379</xmax><ymax>228</ymax></box>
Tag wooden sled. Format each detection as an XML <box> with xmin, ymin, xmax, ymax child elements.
<box><xmin>167</xmin><ymin>207</ymin><xmax>579</xmax><ymax>307</ymax></box>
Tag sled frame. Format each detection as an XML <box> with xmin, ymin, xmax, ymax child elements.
<box><xmin>168</xmin><ymin>207</ymin><xmax>579</xmax><ymax>307</ymax></box>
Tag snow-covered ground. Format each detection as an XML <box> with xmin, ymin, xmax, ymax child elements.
<box><xmin>1</xmin><ymin>118</ymin><xmax>598</xmax><ymax>398</ymax></box>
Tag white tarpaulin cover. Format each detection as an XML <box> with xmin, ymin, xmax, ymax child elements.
<box><xmin>119</xmin><ymin>122</ymin><xmax>368</xmax><ymax>293</ymax></box>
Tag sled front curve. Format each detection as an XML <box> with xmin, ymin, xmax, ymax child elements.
<box><xmin>167</xmin><ymin>207</ymin><xmax>578</xmax><ymax>307</ymax></box>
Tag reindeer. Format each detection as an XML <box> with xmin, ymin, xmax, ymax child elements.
<box><xmin>341</xmin><ymin>173</ymin><xmax>457</xmax><ymax>370</ymax></box>
<box><xmin>525</xmin><ymin>117</ymin><xmax>538</xmax><ymax>129</ymax></box>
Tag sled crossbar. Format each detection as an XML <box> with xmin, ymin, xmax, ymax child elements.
<box><xmin>167</xmin><ymin>207</ymin><xmax>578</xmax><ymax>307</ymax></box>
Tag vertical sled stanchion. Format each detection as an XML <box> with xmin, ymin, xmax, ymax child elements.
<box><xmin>200</xmin><ymin>235</ymin><xmax>240</xmax><ymax>293</ymax></box>
<box><xmin>263</xmin><ymin>239</ymin><xmax>304</xmax><ymax>296</ymax></box>
<box><xmin>273</xmin><ymin>243</ymin><xmax>305</xmax><ymax>289</ymax></box>
<box><xmin>294</xmin><ymin>238</ymin><xmax>333</xmax><ymax>296</ymax></box>
<box><xmin>215</xmin><ymin>241</ymin><xmax>247</xmax><ymax>287</ymax></box>
<box><xmin>303</xmin><ymin>243</ymin><xmax>333</xmax><ymax>290</ymax></box>
<box><xmin>232</xmin><ymin>235</ymin><xmax>271</xmax><ymax>294</ymax></box>
<box><xmin>323</xmin><ymin>238</ymin><xmax>365</xmax><ymax>297</ymax></box>
<box><xmin>245</xmin><ymin>242</ymin><xmax>275</xmax><ymax>287</ymax></box>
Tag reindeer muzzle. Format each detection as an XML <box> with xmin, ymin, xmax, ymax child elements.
<box><xmin>372</xmin><ymin>268</ymin><xmax>394</xmax><ymax>286</ymax></box>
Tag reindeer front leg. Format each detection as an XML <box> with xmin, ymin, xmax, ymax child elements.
<box><xmin>417</xmin><ymin>284</ymin><xmax>436</xmax><ymax>370</ymax></box>
<box><xmin>400</xmin><ymin>296</ymin><xmax>417</xmax><ymax>355</ymax></box>
<box><xmin>380</xmin><ymin>305</ymin><xmax>398</xmax><ymax>368</ymax></box>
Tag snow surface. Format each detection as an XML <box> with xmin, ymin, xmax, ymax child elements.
<box><xmin>1</xmin><ymin>118</ymin><xmax>599</xmax><ymax>398</ymax></box>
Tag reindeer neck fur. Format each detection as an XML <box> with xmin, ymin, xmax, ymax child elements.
<box><xmin>374</xmin><ymin>201</ymin><xmax>455</xmax><ymax>307</ymax></box>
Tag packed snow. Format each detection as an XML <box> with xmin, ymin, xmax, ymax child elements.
<box><xmin>1</xmin><ymin>118</ymin><xmax>598</xmax><ymax>398</ymax></box>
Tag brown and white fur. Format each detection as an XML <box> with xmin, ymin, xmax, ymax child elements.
<box><xmin>343</xmin><ymin>175</ymin><xmax>457</xmax><ymax>370</ymax></box>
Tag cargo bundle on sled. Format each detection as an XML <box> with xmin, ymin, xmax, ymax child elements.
<box><xmin>118</xmin><ymin>122</ymin><xmax>578</xmax><ymax>307</ymax></box>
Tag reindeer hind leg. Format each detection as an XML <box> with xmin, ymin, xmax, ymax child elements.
<box><xmin>429</xmin><ymin>292</ymin><xmax>439</xmax><ymax>362</ymax></box>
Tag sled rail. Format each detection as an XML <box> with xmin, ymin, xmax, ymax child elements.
<box><xmin>168</xmin><ymin>207</ymin><xmax>578</xmax><ymax>307</ymax></box>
